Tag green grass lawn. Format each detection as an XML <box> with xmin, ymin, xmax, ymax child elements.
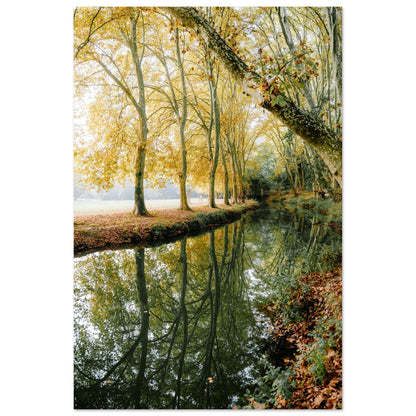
<box><xmin>74</xmin><ymin>198</ymin><xmax>213</xmax><ymax>216</ymax></box>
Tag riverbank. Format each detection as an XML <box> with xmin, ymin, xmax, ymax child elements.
<box><xmin>247</xmin><ymin>194</ymin><xmax>342</xmax><ymax>409</ymax></box>
<box><xmin>267</xmin><ymin>191</ymin><xmax>342</xmax><ymax>232</ymax></box>
<box><xmin>74</xmin><ymin>201</ymin><xmax>258</xmax><ymax>256</ymax></box>
<box><xmin>253</xmin><ymin>260</ymin><xmax>342</xmax><ymax>409</ymax></box>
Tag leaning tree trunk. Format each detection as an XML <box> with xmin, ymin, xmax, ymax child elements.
<box><xmin>164</xmin><ymin>7</ymin><xmax>342</xmax><ymax>188</ymax></box>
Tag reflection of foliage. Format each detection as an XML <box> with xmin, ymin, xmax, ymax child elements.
<box><xmin>243</xmin><ymin>204</ymin><xmax>341</xmax><ymax>305</ymax></box>
<box><xmin>74</xmin><ymin>223</ymin><xmax>261</xmax><ymax>409</ymax></box>
<box><xmin>242</xmin><ymin>201</ymin><xmax>342</xmax><ymax>409</ymax></box>
<box><xmin>74</xmin><ymin>202</ymin><xmax>341</xmax><ymax>409</ymax></box>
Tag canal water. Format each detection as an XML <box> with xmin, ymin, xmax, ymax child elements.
<box><xmin>74</xmin><ymin>203</ymin><xmax>341</xmax><ymax>409</ymax></box>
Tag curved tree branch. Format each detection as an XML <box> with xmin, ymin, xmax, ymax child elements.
<box><xmin>163</xmin><ymin>6</ymin><xmax>342</xmax><ymax>186</ymax></box>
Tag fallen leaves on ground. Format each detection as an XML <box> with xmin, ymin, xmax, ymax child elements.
<box><xmin>260</xmin><ymin>260</ymin><xmax>342</xmax><ymax>409</ymax></box>
<box><xmin>74</xmin><ymin>202</ymin><xmax>257</xmax><ymax>256</ymax></box>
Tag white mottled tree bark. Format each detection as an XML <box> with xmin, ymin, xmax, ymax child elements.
<box><xmin>164</xmin><ymin>7</ymin><xmax>342</xmax><ymax>187</ymax></box>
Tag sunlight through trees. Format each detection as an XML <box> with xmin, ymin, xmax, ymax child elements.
<box><xmin>74</xmin><ymin>7</ymin><xmax>342</xmax><ymax>214</ymax></box>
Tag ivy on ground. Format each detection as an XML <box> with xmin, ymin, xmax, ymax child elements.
<box><xmin>247</xmin><ymin>254</ymin><xmax>342</xmax><ymax>409</ymax></box>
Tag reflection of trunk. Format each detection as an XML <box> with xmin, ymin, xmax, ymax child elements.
<box><xmin>199</xmin><ymin>231</ymin><xmax>221</xmax><ymax>408</ymax></box>
<box><xmin>156</xmin><ymin>311</ymin><xmax>182</xmax><ymax>399</ymax></box>
<box><xmin>225</xmin><ymin>221</ymin><xmax>243</xmax><ymax>286</ymax></box>
<box><xmin>133</xmin><ymin>248</ymin><xmax>150</xmax><ymax>408</ymax></box>
<box><xmin>228</xmin><ymin>222</ymin><xmax>239</xmax><ymax>279</ymax></box>
<box><xmin>221</xmin><ymin>221</ymin><xmax>244</xmax><ymax>342</ymax></box>
<box><xmin>220</xmin><ymin>225</ymin><xmax>230</xmax><ymax>274</ymax></box>
<box><xmin>174</xmin><ymin>239</ymin><xmax>189</xmax><ymax>408</ymax></box>
<box><xmin>235</xmin><ymin>222</ymin><xmax>245</xmax><ymax>296</ymax></box>
<box><xmin>75</xmin><ymin>248</ymin><xmax>150</xmax><ymax>407</ymax></box>
<box><xmin>306</xmin><ymin>218</ymin><xmax>320</xmax><ymax>253</ymax></box>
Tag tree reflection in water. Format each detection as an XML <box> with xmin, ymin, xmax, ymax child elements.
<box><xmin>74</xmin><ymin>222</ymin><xmax>259</xmax><ymax>409</ymax></box>
<box><xmin>74</xmin><ymin>207</ymin><xmax>341</xmax><ymax>409</ymax></box>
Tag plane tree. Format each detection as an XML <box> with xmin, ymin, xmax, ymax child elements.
<box><xmin>163</xmin><ymin>7</ymin><xmax>342</xmax><ymax>187</ymax></box>
<box><xmin>74</xmin><ymin>8</ymin><xmax>157</xmax><ymax>215</ymax></box>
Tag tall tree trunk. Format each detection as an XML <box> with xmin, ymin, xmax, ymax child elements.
<box><xmin>285</xmin><ymin>159</ymin><xmax>297</xmax><ymax>196</ymax></box>
<box><xmin>97</xmin><ymin>18</ymin><xmax>150</xmax><ymax>217</ymax></box>
<box><xmin>230</xmin><ymin>155</ymin><xmax>238</xmax><ymax>204</ymax></box>
<box><xmin>277</xmin><ymin>7</ymin><xmax>316</xmax><ymax>112</ymax></box>
<box><xmin>164</xmin><ymin>7</ymin><xmax>342</xmax><ymax>188</ymax></box>
<box><xmin>220</xmin><ymin>139</ymin><xmax>230</xmax><ymax>205</ymax></box>
<box><xmin>207</xmin><ymin>60</ymin><xmax>220</xmax><ymax>208</ymax></box>
<box><xmin>133</xmin><ymin>140</ymin><xmax>149</xmax><ymax>216</ymax></box>
<box><xmin>205</xmin><ymin>71</ymin><xmax>216</xmax><ymax>208</ymax></box>
<box><xmin>176</xmin><ymin>28</ymin><xmax>192</xmax><ymax>211</ymax></box>
<box><xmin>129</xmin><ymin>14</ymin><xmax>150</xmax><ymax>215</ymax></box>
<box><xmin>326</xmin><ymin>7</ymin><xmax>342</xmax><ymax>100</ymax></box>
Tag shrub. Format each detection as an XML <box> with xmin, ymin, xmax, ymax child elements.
<box><xmin>296</xmin><ymin>315</ymin><xmax>342</xmax><ymax>384</ymax></box>
<box><xmin>245</xmin><ymin>359</ymin><xmax>295</xmax><ymax>408</ymax></box>
<box><xmin>150</xmin><ymin>224</ymin><xmax>165</xmax><ymax>239</ymax></box>
<box><xmin>192</xmin><ymin>212</ymin><xmax>210</xmax><ymax>227</ymax></box>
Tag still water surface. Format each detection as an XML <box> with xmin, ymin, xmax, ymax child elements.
<box><xmin>74</xmin><ymin>204</ymin><xmax>341</xmax><ymax>409</ymax></box>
